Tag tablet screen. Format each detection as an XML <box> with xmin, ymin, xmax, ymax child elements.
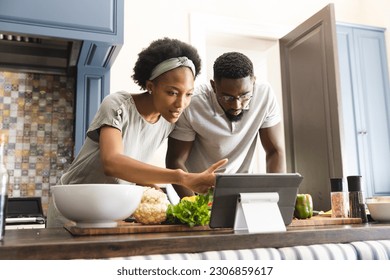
<box><xmin>209</xmin><ymin>173</ymin><xmax>303</xmax><ymax>228</ymax></box>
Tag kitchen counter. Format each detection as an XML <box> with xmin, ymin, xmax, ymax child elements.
<box><xmin>1</xmin><ymin>222</ymin><xmax>390</xmax><ymax>259</ymax></box>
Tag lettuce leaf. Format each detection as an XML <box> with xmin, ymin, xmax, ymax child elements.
<box><xmin>166</xmin><ymin>190</ymin><xmax>213</xmax><ymax>227</ymax></box>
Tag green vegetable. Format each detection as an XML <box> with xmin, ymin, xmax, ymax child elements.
<box><xmin>294</xmin><ymin>194</ymin><xmax>313</xmax><ymax>219</ymax></box>
<box><xmin>166</xmin><ymin>189</ymin><xmax>213</xmax><ymax>227</ymax></box>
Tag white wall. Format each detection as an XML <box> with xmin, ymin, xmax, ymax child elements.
<box><xmin>111</xmin><ymin>0</ymin><xmax>390</xmax><ymax>94</ymax></box>
<box><xmin>110</xmin><ymin>0</ymin><xmax>390</xmax><ymax>167</ymax></box>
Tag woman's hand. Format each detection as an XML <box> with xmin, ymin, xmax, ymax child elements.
<box><xmin>183</xmin><ymin>158</ymin><xmax>228</xmax><ymax>194</ymax></box>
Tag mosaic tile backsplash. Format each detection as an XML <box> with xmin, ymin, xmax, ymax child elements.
<box><xmin>0</xmin><ymin>71</ymin><xmax>75</xmax><ymax>214</ymax></box>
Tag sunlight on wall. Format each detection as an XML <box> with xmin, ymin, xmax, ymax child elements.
<box><xmin>110</xmin><ymin>0</ymin><xmax>390</xmax><ymax>168</ymax></box>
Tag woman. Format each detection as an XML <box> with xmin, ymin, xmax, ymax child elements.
<box><xmin>47</xmin><ymin>38</ymin><xmax>227</xmax><ymax>227</ymax></box>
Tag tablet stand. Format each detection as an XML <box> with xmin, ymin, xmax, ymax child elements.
<box><xmin>234</xmin><ymin>192</ymin><xmax>286</xmax><ymax>233</ymax></box>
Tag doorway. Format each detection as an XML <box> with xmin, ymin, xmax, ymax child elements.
<box><xmin>190</xmin><ymin>13</ymin><xmax>287</xmax><ymax>173</ymax></box>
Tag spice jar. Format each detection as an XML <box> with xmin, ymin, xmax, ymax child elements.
<box><xmin>347</xmin><ymin>175</ymin><xmax>368</xmax><ymax>223</ymax></box>
<box><xmin>330</xmin><ymin>178</ymin><xmax>348</xmax><ymax>218</ymax></box>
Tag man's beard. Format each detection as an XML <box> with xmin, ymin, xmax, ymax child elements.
<box><xmin>225</xmin><ymin>110</ymin><xmax>244</xmax><ymax>122</ymax></box>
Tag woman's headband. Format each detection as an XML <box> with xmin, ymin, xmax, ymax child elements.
<box><xmin>149</xmin><ymin>56</ymin><xmax>196</xmax><ymax>80</ymax></box>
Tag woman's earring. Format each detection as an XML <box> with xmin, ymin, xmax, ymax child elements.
<box><xmin>148</xmin><ymin>90</ymin><xmax>152</xmax><ymax>95</ymax></box>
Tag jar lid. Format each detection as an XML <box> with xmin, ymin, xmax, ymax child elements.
<box><xmin>330</xmin><ymin>178</ymin><xmax>343</xmax><ymax>192</ymax></box>
<box><xmin>347</xmin><ymin>175</ymin><xmax>362</xmax><ymax>192</ymax></box>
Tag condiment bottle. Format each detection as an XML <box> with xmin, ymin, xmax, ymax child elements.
<box><xmin>0</xmin><ymin>134</ymin><xmax>9</xmax><ymax>241</ymax></box>
<box><xmin>347</xmin><ymin>175</ymin><xmax>368</xmax><ymax>223</ymax></box>
<box><xmin>330</xmin><ymin>178</ymin><xmax>348</xmax><ymax>218</ymax></box>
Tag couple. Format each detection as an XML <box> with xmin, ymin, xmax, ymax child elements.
<box><xmin>47</xmin><ymin>37</ymin><xmax>285</xmax><ymax>227</ymax></box>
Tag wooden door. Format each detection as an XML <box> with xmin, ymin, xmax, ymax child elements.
<box><xmin>279</xmin><ymin>4</ymin><xmax>343</xmax><ymax>210</ymax></box>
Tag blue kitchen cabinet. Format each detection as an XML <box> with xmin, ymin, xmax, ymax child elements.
<box><xmin>0</xmin><ymin>0</ymin><xmax>124</xmax><ymax>154</ymax></box>
<box><xmin>337</xmin><ymin>24</ymin><xmax>390</xmax><ymax>197</ymax></box>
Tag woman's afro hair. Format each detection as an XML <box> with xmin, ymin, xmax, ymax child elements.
<box><xmin>132</xmin><ymin>37</ymin><xmax>202</xmax><ymax>90</ymax></box>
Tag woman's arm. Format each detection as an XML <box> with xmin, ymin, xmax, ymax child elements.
<box><xmin>99</xmin><ymin>126</ymin><xmax>227</xmax><ymax>193</ymax></box>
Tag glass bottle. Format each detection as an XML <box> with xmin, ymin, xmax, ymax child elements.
<box><xmin>330</xmin><ymin>178</ymin><xmax>348</xmax><ymax>218</ymax></box>
<box><xmin>0</xmin><ymin>134</ymin><xmax>9</xmax><ymax>241</ymax></box>
<box><xmin>347</xmin><ymin>175</ymin><xmax>368</xmax><ymax>223</ymax></box>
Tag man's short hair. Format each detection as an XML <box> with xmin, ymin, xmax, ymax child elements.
<box><xmin>213</xmin><ymin>52</ymin><xmax>254</xmax><ymax>81</ymax></box>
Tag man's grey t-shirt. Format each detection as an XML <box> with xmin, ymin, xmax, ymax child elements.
<box><xmin>169</xmin><ymin>83</ymin><xmax>281</xmax><ymax>173</ymax></box>
<box><xmin>60</xmin><ymin>91</ymin><xmax>175</xmax><ymax>185</ymax></box>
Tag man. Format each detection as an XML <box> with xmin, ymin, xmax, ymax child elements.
<box><xmin>166</xmin><ymin>52</ymin><xmax>286</xmax><ymax>197</ymax></box>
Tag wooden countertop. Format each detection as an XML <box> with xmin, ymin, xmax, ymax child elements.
<box><xmin>1</xmin><ymin>222</ymin><xmax>390</xmax><ymax>259</ymax></box>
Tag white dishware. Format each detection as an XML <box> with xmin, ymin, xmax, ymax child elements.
<box><xmin>366</xmin><ymin>196</ymin><xmax>390</xmax><ymax>222</ymax></box>
<box><xmin>52</xmin><ymin>184</ymin><xmax>145</xmax><ymax>228</ymax></box>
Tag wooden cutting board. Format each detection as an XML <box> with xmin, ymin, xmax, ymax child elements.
<box><xmin>288</xmin><ymin>216</ymin><xmax>362</xmax><ymax>227</ymax></box>
<box><xmin>64</xmin><ymin>217</ymin><xmax>362</xmax><ymax>236</ymax></box>
<box><xmin>65</xmin><ymin>222</ymin><xmax>233</xmax><ymax>236</ymax></box>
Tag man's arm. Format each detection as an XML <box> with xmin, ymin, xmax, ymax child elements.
<box><xmin>259</xmin><ymin>123</ymin><xmax>286</xmax><ymax>173</ymax></box>
<box><xmin>166</xmin><ymin>137</ymin><xmax>195</xmax><ymax>198</ymax></box>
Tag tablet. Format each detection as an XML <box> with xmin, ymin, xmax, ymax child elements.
<box><xmin>209</xmin><ymin>173</ymin><xmax>303</xmax><ymax>228</ymax></box>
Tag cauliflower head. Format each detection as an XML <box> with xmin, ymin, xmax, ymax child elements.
<box><xmin>133</xmin><ymin>187</ymin><xmax>170</xmax><ymax>224</ymax></box>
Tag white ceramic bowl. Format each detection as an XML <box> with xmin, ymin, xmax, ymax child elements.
<box><xmin>366</xmin><ymin>196</ymin><xmax>390</xmax><ymax>222</ymax></box>
<box><xmin>52</xmin><ymin>184</ymin><xmax>145</xmax><ymax>228</ymax></box>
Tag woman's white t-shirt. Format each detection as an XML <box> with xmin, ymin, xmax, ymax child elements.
<box><xmin>60</xmin><ymin>91</ymin><xmax>175</xmax><ymax>185</ymax></box>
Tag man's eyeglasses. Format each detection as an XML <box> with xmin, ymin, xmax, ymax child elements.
<box><xmin>217</xmin><ymin>92</ymin><xmax>253</xmax><ymax>104</ymax></box>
